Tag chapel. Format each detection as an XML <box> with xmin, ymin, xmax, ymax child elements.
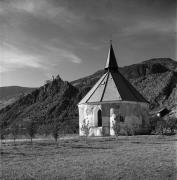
<box><xmin>78</xmin><ymin>44</ymin><xmax>150</xmax><ymax>136</ymax></box>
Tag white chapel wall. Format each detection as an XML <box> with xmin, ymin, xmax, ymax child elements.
<box><xmin>78</xmin><ymin>104</ymin><xmax>102</xmax><ymax>136</ymax></box>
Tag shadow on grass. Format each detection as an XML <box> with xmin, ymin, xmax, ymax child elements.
<box><xmin>70</xmin><ymin>145</ymin><xmax>111</xmax><ymax>149</ymax></box>
<box><xmin>1</xmin><ymin>151</ymin><xmax>26</xmax><ymax>157</ymax></box>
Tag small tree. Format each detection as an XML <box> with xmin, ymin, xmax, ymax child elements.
<box><xmin>11</xmin><ymin>124</ymin><xmax>19</xmax><ymax>145</ymax></box>
<box><xmin>0</xmin><ymin>131</ymin><xmax>5</xmax><ymax>144</ymax></box>
<box><xmin>51</xmin><ymin>122</ymin><xmax>64</xmax><ymax>144</ymax></box>
<box><xmin>52</xmin><ymin>123</ymin><xmax>59</xmax><ymax>143</ymax></box>
<box><xmin>112</xmin><ymin>118</ymin><xmax>121</xmax><ymax>141</ymax></box>
<box><xmin>81</xmin><ymin>119</ymin><xmax>91</xmax><ymax>143</ymax></box>
<box><xmin>26</xmin><ymin>121</ymin><xmax>36</xmax><ymax>143</ymax></box>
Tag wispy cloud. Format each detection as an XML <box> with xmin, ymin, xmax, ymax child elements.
<box><xmin>0</xmin><ymin>43</ymin><xmax>43</xmax><ymax>73</ymax></box>
<box><xmin>44</xmin><ymin>45</ymin><xmax>82</xmax><ymax>64</ymax></box>
<box><xmin>0</xmin><ymin>0</ymin><xmax>45</xmax><ymax>14</ymax></box>
<box><xmin>0</xmin><ymin>42</ymin><xmax>82</xmax><ymax>74</ymax></box>
<box><xmin>123</xmin><ymin>19</ymin><xmax>177</xmax><ymax>36</ymax></box>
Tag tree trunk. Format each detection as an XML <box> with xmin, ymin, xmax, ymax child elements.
<box><xmin>13</xmin><ymin>137</ymin><xmax>16</xmax><ymax>145</ymax></box>
<box><xmin>55</xmin><ymin>138</ymin><xmax>58</xmax><ymax>147</ymax></box>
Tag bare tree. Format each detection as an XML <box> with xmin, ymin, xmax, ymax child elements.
<box><xmin>51</xmin><ymin>122</ymin><xmax>64</xmax><ymax>145</ymax></box>
<box><xmin>81</xmin><ymin>119</ymin><xmax>91</xmax><ymax>143</ymax></box>
<box><xmin>0</xmin><ymin>131</ymin><xmax>5</xmax><ymax>144</ymax></box>
<box><xmin>52</xmin><ymin>123</ymin><xmax>59</xmax><ymax>143</ymax></box>
<box><xmin>26</xmin><ymin>121</ymin><xmax>36</xmax><ymax>143</ymax></box>
<box><xmin>112</xmin><ymin>117</ymin><xmax>121</xmax><ymax>141</ymax></box>
<box><xmin>11</xmin><ymin>124</ymin><xmax>19</xmax><ymax>145</ymax></box>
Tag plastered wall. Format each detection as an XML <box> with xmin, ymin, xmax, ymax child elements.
<box><xmin>78</xmin><ymin>102</ymin><xmax>150</xmax><ymax>136</ymax></box>
<box><xmin>102</xmin><ymin>102</ymin><xmax>150</xmax><ymax>135</ymax></box>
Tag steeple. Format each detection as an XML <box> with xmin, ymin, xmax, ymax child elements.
<box><xmin>105</xmin><ymin>43</ymin><xmax>118</xmax><ymax>71</ymax></box>
<box><xmin>78</xmin><ymin>42</ymin><xmax>148</xmax><ymax>105</ymax></box>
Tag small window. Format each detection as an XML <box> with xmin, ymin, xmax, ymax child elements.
<box><xmin>119</xmin><ymin>115</ymin><xmax>124</xmax><ymax>122</ymax></box>
<box><xmin>98</xmin><ymin>109</ymin><xmax>102</xmax><ymax>127</ymax></box>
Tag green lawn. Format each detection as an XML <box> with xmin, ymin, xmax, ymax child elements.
<box><xmin>1</xmin><ymin>135</ymin><xmax>177</xmax><ymax>180</ymax></box>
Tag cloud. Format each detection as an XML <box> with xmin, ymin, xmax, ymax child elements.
<box><xmin>0</xmin><ymin>0</ymin><xmax>46</xmax><ymax>14</ymax></box>
<box><xmin>0</xmin><ymin>42</ymin><xmax>82</xmax><ymax>74</ymax></box>
<box><xmin>44</xmin><ymin>45</ymin><xmax>82</xmax><ymax>64</ymax></box>
<box><xmin>0</xmin><ymin>43</ymin><xmax>43</xmax><ymax>73</ymax></box>
<box><xmin>123</xmin><ymin>19</ymin><xmax>177</xmax><ymax>37</ymax></box>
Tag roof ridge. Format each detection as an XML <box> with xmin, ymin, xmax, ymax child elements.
<box><xmin>100</xmin><ymin>70</ymin><xmax>110</xmax><ymax>101</ymax></box>
<box><xmin>112</xmin><ymin>71</ymin><xmax>148</xmax><ymax>103</ymax></box>
<box><xmin>85</xmin><ymin>72</ymin><xmax>108</xmax><ymax>103</ymax></box>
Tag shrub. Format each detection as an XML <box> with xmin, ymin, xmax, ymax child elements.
<box><xmin>163</xmin><ymin>117</ymin><xmax>177</xmax><ymax>135</ymax></box>
<box><xmin>81</xmin><ymin>119</ymin><xmax>90</xmax><ymax>137</ymax></box>
<box><xmin>37</xmin><ymin>124</ymin><xmax>53</xmax><ymax>136</ymax></box>
<box><xmin>149</xmin><ymin>116</ymin><xmax>163</xmax><ymax>134</ymax></box>
<box><xmin>149</xmin><ymin>116</ymin><xmax>177</xmax><ymax>135</ymax></box>
<box><xmin>123</xmin><ymin>125</ymin><xmax>133</xmax><ymax>136</ymax></box>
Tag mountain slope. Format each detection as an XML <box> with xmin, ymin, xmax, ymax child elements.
<box><xmin>0</xmin><ymin>86</ymin><xmax>35</xmax><ymax>110</ymax></box>
<box><xmin>0</xmin><ymin>76</ymin><xmax>80</xmax><ymax>131</ymax></box>
<box><xmin>0</xmin><ymin>86</ymin><xmax>35</xmax><ymax>100</ymax></box>
<box><xmin>0</xmin><ymin>58</ymin><xmax>177</xmax><ymax>133</ymax></box>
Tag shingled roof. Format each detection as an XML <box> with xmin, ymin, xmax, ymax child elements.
<box><xmin>78</xmin><ymin>44</ymin><xmax>148</xmax><ymax>105</ymax></box>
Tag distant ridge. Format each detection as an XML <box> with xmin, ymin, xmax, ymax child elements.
<box><xmin>0</xmin><ymin>86</ymin><xmax>36</xmax><ymax>100</ymax></box>
<box><xmin>0</xmin><ymin>86</ymin><xmax>36</xmax><ymax>110</ymax></box>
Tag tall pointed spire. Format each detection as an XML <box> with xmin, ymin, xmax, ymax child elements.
<box><xmin>105</xmin><ymin>42</ymin><xmax>118</xmax><ymax>71</ymax></box>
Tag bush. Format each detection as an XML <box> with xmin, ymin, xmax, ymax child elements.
<box><xmin>149</xmin><ymin>116</ymin><xmax>177</xmax><ymax>135</ymax></box>
<box><xmin>37</xmin><ymin>124</ymin><xmax>53</xmax><ymax>136</ymax></box>
<box><xmin>149</xmin><ymin>116</ymin><xmax>163</xmax><ymax>134</ymax></box>
<box><xmin>123</xmin><ymin>125</ymin><xmax>134</xmax><ymax>136</ymax></box>
<box><xmin>163</xmin><ymin>117</ymin><xmax>177</xmax><ymax>135</ymax></box>
<box><xmin>81</xmin><ymin>119</ymin><xmax>90</xmax><ymax>137</ymax></box>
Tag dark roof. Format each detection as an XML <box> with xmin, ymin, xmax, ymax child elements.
<box><xmin>78</xmin><ymin>44</ymin><xmax>148</xmax><ymax>105</ymax></box>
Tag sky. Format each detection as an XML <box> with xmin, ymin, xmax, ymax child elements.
<box><xmin>0</xmin><ymin>0</ymin><xmax>176</xmax><ymax>87</ymax></box>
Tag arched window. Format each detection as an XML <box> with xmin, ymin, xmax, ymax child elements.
<box><xmin>98</xmin><ymin>109</ymin><xmax>102</xmax><ymax>127</ymax></box>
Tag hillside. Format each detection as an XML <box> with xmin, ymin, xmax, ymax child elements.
<box><xmin>0</xmin><ymin>76</ymin><xmax>81</xmax><ymax>132</ymax></box>
<box><xmin>0</xmin><ymin>58</ymin><xmax>177</xmax><ymax>133</ymax></box>
<box><xmin>0</xmin><ymin>86</ymin><xmax>35</xmax><ymax>110</ymax></box>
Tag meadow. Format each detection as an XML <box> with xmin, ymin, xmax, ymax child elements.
<box><xmin>1</xmin><ymin>135</ymin><xmax>177</xmax><ymax>180</ymax></box>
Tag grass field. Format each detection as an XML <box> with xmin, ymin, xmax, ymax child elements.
<box><xmin>1</xmin><ymin>135</ymin><xmax>177</xmax><ymax>180</ymax></box>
